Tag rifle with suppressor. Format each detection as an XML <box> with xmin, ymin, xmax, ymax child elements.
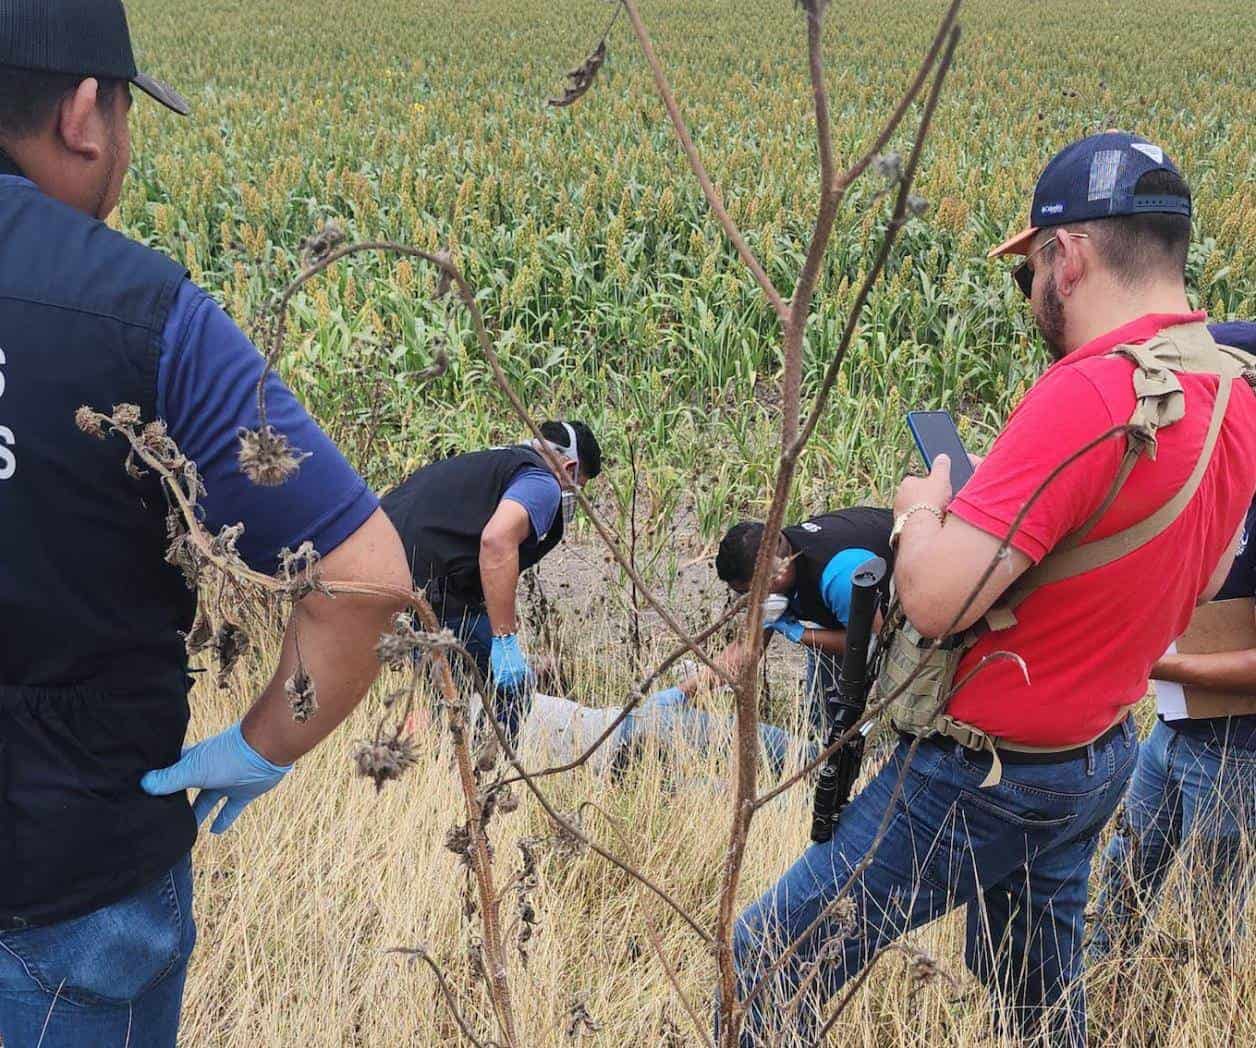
<box><xmin>810</xmin><ymin>555</ymin><xmax>887</xmax><ymax>844</ymax></box>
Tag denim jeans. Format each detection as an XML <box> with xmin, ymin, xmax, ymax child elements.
<box><xmin>729</xmin><ymin>719</ymin><xmax>1136</xmax><ymax>1047</ymax></box>
<box><xmin>443</xmin><ymin>607</ymin><xmax>531</xmax><ymax>742</ymax></box>
<box><xmin>616</xmin><ymin>690</ymin><xmax>816</xmax><ymax>779</ymax></box>
<box><xmin>0</xmin><ymin>854</ymin><xmax>195</xmax><ymax>1047</ymax></box>
<box><xmin>1091</xmin><ymin>718</ymin><xmax>1256</xmax><ymax>958</ymax></box>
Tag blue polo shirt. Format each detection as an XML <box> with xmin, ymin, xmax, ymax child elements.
<box><xmin>157</xmin><ymin>279</ymin><xmax>377</xmax><ymax>571</ymax></box>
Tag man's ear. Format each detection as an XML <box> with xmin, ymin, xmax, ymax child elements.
<box><xmin>56</xmin><ymin>78</ymin><xmax>104</xmax><ymax>162</ymax></box>
<box><xmin>1055</xmin><ymin>229</ymin><xmax>1088</xmax><ymax>297</ymax></box>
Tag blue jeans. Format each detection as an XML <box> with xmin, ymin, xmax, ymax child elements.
<box><xmin>616</xmin><ymin>690</ymin><xmax>816</xmax><ymax>779</ymax></box>
<box><xmin>0</xmin><ymin>854</ymin><xmax>195</xmax><ymax>1047</ymax></box>
<box><xmin>729</xmin><ymin>720</ymin><xmax>1136</xmax><ymax>1047</ymax></box>
<box><xmin>444</xmin><ymin>607</ymin><xmax>531</xmax><ymax>742</ymax></box>
<box><xmin>1091</xmin><ymin>718</ymin><xmax>1256</xmax><ymax>958</ymax></box>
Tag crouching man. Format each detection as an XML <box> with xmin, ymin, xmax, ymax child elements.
<box><xmin>382</xmin><ymin>421</ymin><xmax>601</xmax><ymax>740</ymax></box>
<box><xmin>727</xmin><ymin>134</ymin><xmax>1256</xmax><ymax>1047</ymax></box>
<box><xmin>710</xmin><ymin>507</ymin><xmax>892</xmax><ymax>739</ymax></box>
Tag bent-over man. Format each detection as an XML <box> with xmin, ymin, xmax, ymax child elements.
<box><xmin>382</xmin><ymin>421</ymin><xmax>602</xmax><ymax>739</ymax></box>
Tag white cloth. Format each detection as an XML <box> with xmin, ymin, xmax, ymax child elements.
<box><xmin>516</xmin><ymin>693</ymin><xmax>625</xmax><ymax>775</ymax></box>
<box><xmin>1153</xmin><ymin>641</ymin><xmax>1189</xmax><ymax>721</ymax></box>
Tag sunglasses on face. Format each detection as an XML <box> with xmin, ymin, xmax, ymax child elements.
<box><xmin>1012</xmin><ymin>231</ymin><xmax>1089</xmax><ymax>298</ymax></box>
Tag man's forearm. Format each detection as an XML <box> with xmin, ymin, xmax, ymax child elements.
<box><xmin>481</xmin><ymin>544</ymin><xmax>522</xmax><ymax>635</ymax></box>
<box><xmin>241</xmin><ymin>508</ymin><xmax>411</xmax><ymax>766</ymax></box>
<box><xmin>1153</xmin><ymin>649</ymin><xmax>1256</xmax><ymax>693</ymax></box>
<box><xmin>242</xmin><ymin>593</ymin><xmax>403</xmax><ymax>765</ymax></box>
<box><xmin>801</xmin><ymin>628</ymin><xmax>847</xmax><ymax>655</ymax></box>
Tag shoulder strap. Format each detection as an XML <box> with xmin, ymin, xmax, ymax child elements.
<box><xmin>990</xmin><ymin>324</ymin><xmax>1246</xmax><ymax>621</ymax></box>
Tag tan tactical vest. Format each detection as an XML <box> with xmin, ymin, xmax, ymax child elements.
<box><xmin>873</xmin><ymin>323</ymin><xmax>1256</xmax><ymax>786</ymax></box>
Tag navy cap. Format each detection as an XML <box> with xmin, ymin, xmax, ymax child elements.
<box><xmin>0</xmin><ymin>0</ymin><xmax>188</xmax><ymax>115</ymax></box>
<box><xmin>989</xmin><ymin>132</ymin><xmax>1189</xmax><ymax>257</ymax></box>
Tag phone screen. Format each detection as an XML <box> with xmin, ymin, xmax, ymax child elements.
<box><xmin>906</xmin><ymin>411</ymin><xmax>975</xmax><ymax>494</ymax></box>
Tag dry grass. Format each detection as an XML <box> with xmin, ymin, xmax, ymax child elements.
<box><xmin>176</xmin><ymin>578</ymin><xmax>1255</xmax><ymax>1047</ymax></box>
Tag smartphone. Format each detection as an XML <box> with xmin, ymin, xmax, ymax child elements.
<box><xmin>906</xmin><ymin>411</ymin><xmax>974</xmax><ymax>494</ymax></box>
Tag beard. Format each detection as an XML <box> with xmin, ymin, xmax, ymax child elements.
<box><xmin>92</xmin><ymin>133</ymin><xmax>122</xmax><ymax>221</ymax></box>
<box><xmin>1033</xmin><ymin>269</ymin><xmax>1068</xmax><ymax>361</ymax></box>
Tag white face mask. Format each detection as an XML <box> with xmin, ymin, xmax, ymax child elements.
<box><xmin>548</xmin><ymin>423</ymin><xmax>581</xmax><ymax>530</ymax></box>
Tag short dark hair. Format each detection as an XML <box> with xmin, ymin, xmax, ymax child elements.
<box><xmin>1081</xmin><ymin>169</ymin><xmax>1192</xmax><ymax>285</ymax></box>
<box><xmin>541</xmin><ymin>419</ymin><xmax>602</xmax><ymax>479</ymax></box>
<box><xmin>0</xmin><ymin>66</ymin><xmax>122</xmax><ymax>141</ymax></box>
<box><xmin>716</xmin><ymin>521</ymin><xmax>768</xmax><ymax>587</ymax></box>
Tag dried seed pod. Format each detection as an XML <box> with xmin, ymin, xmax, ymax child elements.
<box><xmin>566</xmin><ymin>998</ymin><xmax>601</xmax><ymax>1040</ymax></box>
<box><xmin>213</xmin><ymin>622</ymin><xmax>250</xmax><ymax>684</ymax></box>
<box><xmin>552</xmin><ymin>810</ymin><xmax>588</xmax><ymax>860</ymax></box>
<box><xmin>276</xmin><ymin>541</ymin><xmax>330</xmax><ymax>601</ymax></box>
<box><xmin>285</xmin><ymin>664</ymin><xmax>318</xmax><ymax>722</ymax></box>
<box><xmin>299</xmin><ymin>220</ymin><xmax>346</xmax><ymax>263</ymax></box>
<box><xmin>183</xmin><ymin>614</ymin><xmax>214</xmax><ymax>656</ymax></box>
<box><xmin>873</xmin><ymin>151</ymin><xmax>903</xmax><ymax>183</ymax></box>
<box><xmin>75</xmin><ymin>406</ymin><xmax>105</xmax><ymax>438</ymax></box>
<box><xmin>474</xmin><ymin>734</ymin><xmax>499</xmax><ymax>774</ymax></box>
<box><xmin>549</xmin><ymin>40</ymin><xmax>606</xmax><ymax>109</ymax></box>
<box><xmin>110</xmin><ymin>403</ymin><xmax>141</xmax><ymax>427</ymax></box>
<box><xmin>433</xmin><ymin>249</ymin><xmax>454</xmax><ymax>300</ymax></box>
<box><xmin>352</xmin><ymin>735</ymin><xmax>419</xmax><ymax>791</ymax></box>
<box><xmin>376</xmin><ymin>613</ymin><xmax>423</xmax><ymax>669</ymax></box>
<box><xmin>237</xmin><ymin>425</ymin><xmax>311</xmax><ymax>487</ymax></box>
<box><xmin>497</xmin><ymin>786</ymin><xmax>520</xmax><ymax>815</ymax></box>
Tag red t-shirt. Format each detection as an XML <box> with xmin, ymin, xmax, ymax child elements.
<box><xmin>947</xmin><ymin>313</ymin><xmax>1256</xmax><ymax>746</ymax></box>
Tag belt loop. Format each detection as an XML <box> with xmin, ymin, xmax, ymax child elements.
<box><xmin>1085</xmin><ymin>742</ymin><xmax>1096</xmax><ymax>776</ymax></box>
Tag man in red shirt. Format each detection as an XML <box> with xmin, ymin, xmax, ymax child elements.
<box><xmin>729</xmin><ymin>133</ymin><xmax>1256</xmax><ymax>1047</ymax></box>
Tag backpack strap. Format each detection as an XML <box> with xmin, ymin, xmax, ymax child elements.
<box><xmin>989</xmin><ymin>323</ymin><xmax>1245</xmax><ymax>622</ymax></box>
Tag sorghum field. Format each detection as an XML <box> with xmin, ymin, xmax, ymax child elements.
<box><xmin>115</xmin><ymin>0</ymin><xmax>1255</xmax><ymax>1043</ymax></box>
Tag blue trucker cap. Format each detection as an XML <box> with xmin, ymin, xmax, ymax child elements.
<box><xmin>988</xmin><ymin>131</ymin><xmax>1190</xmax><ymax>257</ymax></box>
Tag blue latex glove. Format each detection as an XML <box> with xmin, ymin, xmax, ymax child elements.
<box><xmin>490</xmin><ymin>633</ymin><xmax>532</xmax><ymax>691</ymax></box>
<box><xmin>767</xmin><ymin>615</ymin><xmax>805</xmax><ymax>644</ymax></box>
<box><xmin>140</xmin><ymin>722</ymin><xmax>292</xmax><ymax>835</ymax></box>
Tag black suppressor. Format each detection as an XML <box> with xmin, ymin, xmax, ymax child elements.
<box><xmin>810</xmin><ymin>555</ymin><xmax>887</xmax><ymax>844</ymax></box>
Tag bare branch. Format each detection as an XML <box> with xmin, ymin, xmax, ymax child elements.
<box><xmin>388</xmin><ymin>945</ymin><xmax>505</xmax><ymax>1048</ymax></box>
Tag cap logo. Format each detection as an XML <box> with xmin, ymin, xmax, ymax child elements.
<box><xmin>1088</xmin><ymin>149</ymin><xmax>1122</xmax><ymax>202</ymax></box>
<box><xmin>801</xmin><ymin>522</ymin><xmax>821</xmax><ymax>533</ymax></box>
<box><xmin>1131</xmin><ymin>143</ymin><xmax>1164</xmax><ymax>164</ymax></box>
<box><xmin>1040</xmin><ymin>202</ymin><xmax>1065</xmax><ymax>216</ymax></box>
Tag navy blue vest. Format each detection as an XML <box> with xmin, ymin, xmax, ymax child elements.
<box><xmin>382</xmin><ymin>445</ymin><xmax>565</xmax><ymax>614</ymax></box>
<box><xmin>783</xmin><ymin>507</ymin><xmax>894</xmax><ymax>629</ymax></box>
<box><xmin>0</xmin><ymin>162</ymin><xmax>197</xmax><ymax>928</ymax></box>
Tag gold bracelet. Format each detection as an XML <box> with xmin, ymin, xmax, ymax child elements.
<box><xmin>890</xmin><ymin>502</ymin><xmax>945</xmax><ymax>547</ymax></box>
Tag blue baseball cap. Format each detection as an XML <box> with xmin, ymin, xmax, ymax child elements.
<box><xmin>989</xmin><ymin>131</ymin><xmax>1190</xmax><ymax>257</ymax></box>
